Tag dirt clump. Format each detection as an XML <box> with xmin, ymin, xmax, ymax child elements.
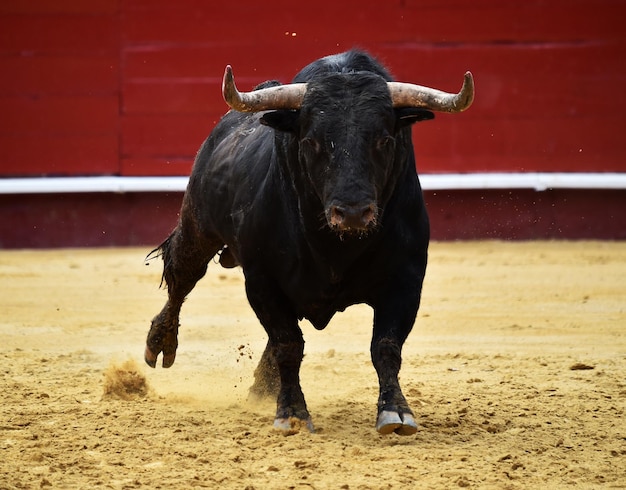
<box><xmin>102</xmin><ymin>359</ymin><xmax>151</xmax><ymax>400</ymax></box>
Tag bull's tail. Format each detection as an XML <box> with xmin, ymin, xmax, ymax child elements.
<box><xmin>145</xmin><ymin>234</ymin><xmax>174</xmax><ymax>289</ymax></box>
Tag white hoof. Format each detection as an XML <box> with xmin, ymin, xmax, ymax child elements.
<box><xmin>376</xmin><ymin>410</ymin><xmax>417</xmax><ymax>436</ymax></box>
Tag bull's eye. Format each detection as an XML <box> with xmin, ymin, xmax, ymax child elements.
<box><xmin>376</xmin><ymin>136</ymin><xmax>395</xmax><ymax>153</ymax></box>
<box><xmin>301</xmin><ymin>137</ymin><xmax>321</xmax><ymax>155</ymax></box>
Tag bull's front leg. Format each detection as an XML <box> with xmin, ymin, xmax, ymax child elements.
<box><xmin>371</xmin><ymin>274</ymin><xmax>424</xmax><ymax>436</ymax></box>
<box><xmin>244</xmin><ymin>272</ymin><xmax>313</xmax><ymax>433</ymax></box>
<box><xmin>371</xmin><ymin>336</ymin><xmax>417</xmax><ymax>435</ymax></box>
<box><xmin>272</xmin><ymin>338</ymin><xmax>313</xmax><ymax>432</ymax></box>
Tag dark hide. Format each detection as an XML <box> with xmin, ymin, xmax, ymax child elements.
<box><xmin>145</xmin><ymin>50</ymin><xmax>432</xmax><ymax>435</ymax></box>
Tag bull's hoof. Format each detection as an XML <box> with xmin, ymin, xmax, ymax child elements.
<box><xmin>273</xmin><ymin>417</ymin><xmax>315</xmax><ymax>435</ymax></box>
<box><xmin>162</xmin><ymin>352</ymin><xmax>176</xmax><ymax>368</ymax></box>
<box><xmin>376</xmin><ymin>410</ymin><xmax>418</xmax><ymax>436</ymax></box>
<box><xmin>144</xmin><ymin>346</ymin><xmax>158</xmax><ymax>368</ymax></box>
<box><xmin>144</xmin><ymin>345</ymin><xmax>176</xmax><ymax>369</ymax></box>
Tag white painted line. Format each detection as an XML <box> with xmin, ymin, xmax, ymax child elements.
<box><xmin>0</xmin><ymin>173</ymin><xmax>625</xmax><ymax>194</ymax></box>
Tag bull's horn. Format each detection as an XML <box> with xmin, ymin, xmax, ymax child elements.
<box><xmin>222</xmin><ymin>65</ymin><xmax>307</xmax><ymax>112</ymax></box>
<box><xmin>388</xmin><ymin>71</ymin><xmax>474</xmax><ymax>113</ymax></box>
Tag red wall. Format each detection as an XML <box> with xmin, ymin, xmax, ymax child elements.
<box><xmin>0</xmin><ymin>1</ymin><xmax>120</xmax><ymax>176</ymax></box>
<box><xmin>2</xmin><ymin>0</ymin><xmax>625</xmax><ymax>178</ymax></box>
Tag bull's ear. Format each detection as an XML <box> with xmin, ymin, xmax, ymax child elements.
<box><xmin>260</xmin><ymin>110</ymin><xmax>300</xmax><ymax>133</ymax></box>
<box><xmin>394</xmin><ymin>108</ymin><xmax>435</xmax><ymax>129</ymax></box>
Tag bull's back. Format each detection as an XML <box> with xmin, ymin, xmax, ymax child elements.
<box><xmin>186</xmin><ymin>110</ymin><xmax>277</xmax><ymax>241</ymax></box>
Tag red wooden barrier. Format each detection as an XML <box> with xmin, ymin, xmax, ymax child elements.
<box><xmin>1</xmin><ymin>0</ymin><xmax>624</xmax><ymax>177</ymax></box>
<box><xmin>2</xmin><ymin>188</ymin><xmax>624</xmax><ymax>249</ymax></box>
<box><xmin>0</xmin><ymin>0</ymin><xmax>119</xmax><ymax>176</ymax></box>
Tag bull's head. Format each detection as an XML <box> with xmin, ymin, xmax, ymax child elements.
<box><xmin>222</xmin><ymin>65</ymin><xmax>473</xmax><ymax>236</ymax></box>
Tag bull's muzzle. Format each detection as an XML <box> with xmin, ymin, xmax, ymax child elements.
<box><xmin>327</xmin><ymin>202</ymin><xmax>378</xmax><ymax>233</ymax></box>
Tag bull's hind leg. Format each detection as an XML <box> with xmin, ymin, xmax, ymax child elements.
<box><xmin>145</xmin><ymin>221</ymin><xmax>221</xmax><ymax>369</ymax></box>
<box><xmin>248</xmin><ymin>340</ymin><xmax>280</xmax><ymax>400</ymax></box>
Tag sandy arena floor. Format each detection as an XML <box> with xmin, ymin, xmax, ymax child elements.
<box><xmin>0</xmin><ymin>241</ymin><xmax>624</xmax><ymax>489</ymax></box>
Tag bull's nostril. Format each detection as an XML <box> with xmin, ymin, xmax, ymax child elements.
<box><xmin>328</xmin><ymin>203</ymin><xmax>377</xmax><ymax>231</ymax></box>
<box><xmin>330</xmin><ymin>205</ymin><xmax>346</xmax><ymax>227</ymax></box>
<box><xmin>361</xmin><ymin>204</ymin><xmax>376</xmax><ymax>225</ymax></box>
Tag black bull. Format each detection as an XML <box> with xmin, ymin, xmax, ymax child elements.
<box><xmin>145</xmin><ymin>50</ymin><xmax>473</xmax><ymax>435</ymax></box>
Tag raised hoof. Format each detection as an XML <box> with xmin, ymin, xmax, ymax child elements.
<box><xmin>144</xmin><ymin>346</ymin><xmax>176</xmax><ymax>369</ymax></box>
<box><xmin>273</xmin><ymin>417</ymin><xmax>315</xmax><ymax>435</ymax></box>
<box><xmin>376</xmin><ymin>410</ymin><xmax>418</xmax><ymax>436</ymax></box>
<box><xmin>144</xmin><ymin>346</ymin><xmax>157</xmax><ymax>368</ymax></box>
<box><xmin>162</xmin><ymin>353</ymin><xmax>176</xmax><ymax>368</ymax></box>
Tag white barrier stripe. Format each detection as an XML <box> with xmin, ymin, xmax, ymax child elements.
<box><xmin>419</xmin><ymin>173</ymin><xmax>626</xmax><ymax>191</ymax></box>
<box><xmin>0</xmin><ymin>177</ymin><xmax>190</xmax><ymax>194</ymax></box>
<box><xmin>0</xmin><ymin>173</ymin><xmax>625</xmax><ymax>194</ymax></box>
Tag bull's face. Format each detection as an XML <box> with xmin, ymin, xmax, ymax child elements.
<box><xmin>261</xmin><ymin>73</ymin><xmax>434</xmax><ymax>236</ymax></box>
<box><xmin>222</xmin><ymin>63</ymin><xmax>473</xmax><ymax>236</ymax></box>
